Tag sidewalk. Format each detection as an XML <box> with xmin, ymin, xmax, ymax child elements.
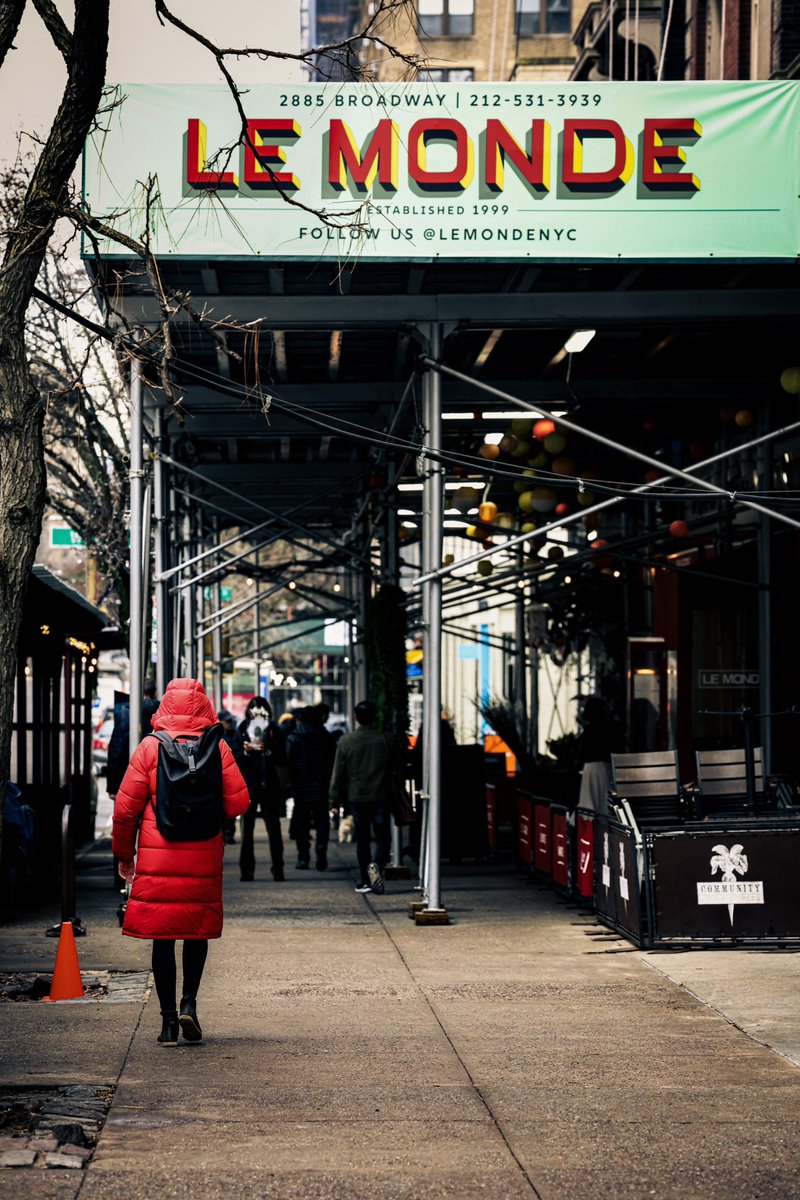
<box><xmin>1</xmin><ymin>827</ymin><xmax>799</xmax><ymax>1199</ymax></box>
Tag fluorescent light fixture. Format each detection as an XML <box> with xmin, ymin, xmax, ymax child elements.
<box><xmin>587</xmin><ymin>530</ymin><xmax>598</xmax><ymax>541</ymax></box>
<box><xmin>442</xmin><ymin>411</ymin><xmax>476</xmax><ymax>420</ymax></box>
<box><xmin>401</xmin><ymin>521</ymin><xmax>418</xmax><ymax>529</ymax></box>
<box><xmin>551</xmin><ymin>409</ymin><xmax>569</xmax><ymax>417</ymax></box>
<box><xmin>563</xmin><ymin>329</ymin><xmax>596</xmax><ymax>354</ymax></box>
<box><xmin>445</xmin><ymin>481</ymin><xmax>484</xmax><ymax>491</ymax></box>
<box><xmin>398</xmin><ymin>508</ymin><xmax>417</xmax><ymax>516</ymax></box>
<box><xmin>444</xmin><ymin>520</ymin><xmax>468</xmax><ymax>528</ymax></box>
<box><xmin>397</xmin><ymin>483</ymin><xmax>423</xmax><ymax>492</ymax></box>
<box><xmin>483</xmin><ymin>432</ymin><xmax>503</xmax><ymax>445</ymax></box>
<box><xmin>442</xmin><ymin>410</ymin><xmax>547</xmax><ymax>422</ymax></box>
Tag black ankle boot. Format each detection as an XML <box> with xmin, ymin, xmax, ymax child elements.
<box><xmin>179</xmin><ymin>996</ymin><xmax>203</xmax><ymax>1042</ymax></box>
<box><xmin>157</xmin><ymin>1012</ymin><xmax>179</xmax><ymax>1046</ymax></box>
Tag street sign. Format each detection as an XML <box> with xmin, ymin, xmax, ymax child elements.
<box><xmin>50</xmin><ymin>527</ymin><xmax>86</xmax><ymax>548</ymax></box>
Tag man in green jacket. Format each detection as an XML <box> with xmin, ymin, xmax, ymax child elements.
<box><xmin>329</xmin><ymin>700</ymin><xmax>391</xmax><ymax>894</ymax></box>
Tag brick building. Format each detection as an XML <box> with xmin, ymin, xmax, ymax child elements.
<box><xmin>350</xmin><ymin>0</ymin><xmax>594</xmax><ymax>82</ymax></box>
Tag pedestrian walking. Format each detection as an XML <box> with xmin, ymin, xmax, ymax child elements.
<box><xmin>329</xmin><ymin>700</ymin><xmax>393</xmax><ymax>895</ymax></box>
<box><xmin>237</xmin><ymin>696</ymin><xmax>287</xmax><ymax>882</ymax></box>
<box><xmin>111</xmin><ymin>678</ymin><xmax>249</xmax><ymax>1046</ymax></box>
<box><xmin>217</xmin><ymin>709</ymin><xmax>243</xmax><ymax>844</ymax></box>
<box><xmin>286</xmin><ymin>705</ymin><xmax>336</xmax><ymax>871</ymax></box>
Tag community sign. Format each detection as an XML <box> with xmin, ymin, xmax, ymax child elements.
<box><xmin>82</xmin><ymin>81</ymin><xmax>800</xmax><ymax>262</ymax></box>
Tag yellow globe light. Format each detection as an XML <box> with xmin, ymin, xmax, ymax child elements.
<box><xmin>478</xmin><ymin>501</ymin><xmax>498</xmax><ymax>523</ymax></box>
<box><xmin>521</xmin><ymin>521</ymin><xmax>537</xmax><ymax>533</ymax></box>
<box><xmin>518</xmin><ymin>491</ymin><xmax>536</xmax><ymax>513</ymax></box>
<box><xmin>543</xmin><ymin>433</ymin><xmax>567</xmax><ymax>455</ymax></box>
<box><xmin>780</xmin><ymin>367</ymin><xmax>800</xmax><ymax>394</ymax></box>
<box><xmin>477</xmin><ymin>559</ymin><xmax>494</xmax><ymax>577</ymax></box>
<box><xmin>735</xmin><ymin>410</ymin><xmax>755</xmax><ymax>428</ymax></box>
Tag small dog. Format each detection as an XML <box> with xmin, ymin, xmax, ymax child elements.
<box><xmin>338</xmin><ymin>814</ymin><xmax>355</xmax><ymax>844</ymax></box>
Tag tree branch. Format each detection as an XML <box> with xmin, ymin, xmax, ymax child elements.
<box><xmin>32</xmin><ymin>0</ymin><xmax>72</xmax><ymax>65</ymax></box>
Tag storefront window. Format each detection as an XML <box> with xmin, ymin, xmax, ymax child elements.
<box><xmin>418</xmin><ymin>0</ymin><xmax>475</xmax><ymax>37</ymax></box>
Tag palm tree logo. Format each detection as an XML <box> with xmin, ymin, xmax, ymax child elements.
<box><xmin>710</xmin><ymin>844</ymin><xmax>749</xmax><ymax>925</ymax></box>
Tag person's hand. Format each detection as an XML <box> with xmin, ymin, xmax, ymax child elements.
<box><xmin>118</xmin><ymin>860</ymin><xmax>135</xmax><ymax>883</ymax></box>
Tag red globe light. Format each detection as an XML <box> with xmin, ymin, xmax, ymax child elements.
<box><xmin>533</xmin><ymin>418</ymin><xmax>556</xmax><ymax>440</ymax></box>
<box><xmin>670</xmin><ymin>519</ymin><xmax>689</xmax><ymax>538</ymax></box>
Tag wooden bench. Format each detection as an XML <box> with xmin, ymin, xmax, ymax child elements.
<box><xmin>694</xmin><ymin>747</ymin><xmax>766</xmax><ymax>817</ymax></box>
<box><xmin>610</xmin><ymin>750</ymin><xmax>685</xmax><ymax>826</ymax></box>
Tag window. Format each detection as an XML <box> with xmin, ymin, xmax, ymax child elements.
<box><xmin>517</xmin><ymin>0</ymin><xmax>571</xmax><ymax>35</ymax></box>
<box><xmin>418</xmin><ymin>0</ymin><xmax>475</xmax><ymax>37</ymax></box>
<box><xmin>421</xmin><ymin>67</ymin><xmax>475</xmax><ymax>81</ymax></box>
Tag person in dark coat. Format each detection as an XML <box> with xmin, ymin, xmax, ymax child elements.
<box><xmin>237</xmin><ymin>696</ymin><xmax>287</xmax><ymax>883</ymax></box>
<box><xmin>218</xmin><ymin>710</ymin><xmax>243</xmax><ymax>844</ymax></box>
<box><xmin>286</xmin><ymin>706</ymin><xmax>336</xmax><ymax>871</ymax></box>
<box><xmin>112</xmin><ymin>678</ymin><xmax>250</xmax><ymax>1046</ymax></box>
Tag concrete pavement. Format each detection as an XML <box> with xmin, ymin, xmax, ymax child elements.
<box><xmin>1</xmin><ymin>827</ymin><xmax>799</xmax><ymax>1199</ymax></box>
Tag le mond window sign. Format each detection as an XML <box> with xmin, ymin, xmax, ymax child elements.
<box><xmin>698</xmin><ymin>669</ymin><xmax>760</xmax><ymax>688</ymax></box>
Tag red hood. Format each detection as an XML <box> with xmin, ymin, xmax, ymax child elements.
<box><xmin>151</xmin><ymin>678</ymin><xmax>218</xmax><ymax>736</ymax></box>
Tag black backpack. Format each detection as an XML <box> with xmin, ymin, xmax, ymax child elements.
<box><xmin>151</xmin><ymin>726</ymin><xmax>224</xmax><ymax>841</ymax></box>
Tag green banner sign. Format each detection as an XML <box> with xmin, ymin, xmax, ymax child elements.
<box><xmin>83</xmin><ymin>81</ymin><xmax>800</xmax><ymax>262</ymax></box>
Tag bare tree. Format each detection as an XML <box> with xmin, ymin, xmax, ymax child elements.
<box><xmin>0</xmin><ymin>1</ymin><xmax>422</xmax><ymax>858</ymax></box>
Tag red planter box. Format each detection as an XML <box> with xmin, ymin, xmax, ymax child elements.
<box><xmin>552</xmin><ymin>808</ymin><xmax>569</xmax><ymax>888</ymax></box>
<box><xmin>534</xmin><ymin>802</ymin><xmax>552</xmax><ymax>875</ymax></box>
<box><xmin>576</xmin><ymin>811</ymin><xmax>595</xmax><ymax>899</ymax></box>
<box><xmin>517</xmin><ymin>795</ymin><xmax>533</xmax><ymax>864</ymax></box>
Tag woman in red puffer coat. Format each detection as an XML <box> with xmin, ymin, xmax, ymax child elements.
<box><xmin>112</xmin><ymin>678</ymin><xmax>249</xmax><ymax>1047</ymax></box>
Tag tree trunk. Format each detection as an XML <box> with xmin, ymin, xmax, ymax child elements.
<box><xmin>0</xmin><ymin>344</ymin><xmax>46</xmax><ymax>852</ymax></box>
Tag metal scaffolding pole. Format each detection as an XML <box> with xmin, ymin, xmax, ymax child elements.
<box><xmin>128</xmin><ymin>358</ymin><xmax>144</xmax><ymax>760</ymax></box>
<box><xmin>153</xmin><ymin>409</ymin><xmax>169</xmax><ymax>695</ymax></box>
<box><xmin>419</xmin><ymin>325</ymin><xmax>448</xmax><ymax>924</ymax></box>
<box><xmin>182</xmin><ymin>508</ymin><xmax>197</xmax><ymax>677</ymax></box>
<box><xmin>212</xmin><ymin>518</ymin><xmax>223</xmax><ymax>712</ymax></box>
<box><xmin>514</xmin><ymin>549</ymin><xmax>528</xmax><ymax>762</ymax></box>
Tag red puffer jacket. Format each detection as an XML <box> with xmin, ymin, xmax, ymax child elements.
<box><xmin>112</xmin><ymin>678</ymin><xmax>250</xmax><ymax>940</ymax></box>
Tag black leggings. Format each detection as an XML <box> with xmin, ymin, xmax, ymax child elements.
<box><xmin>151</xmin><ymin>939</ymin><xmax>208</xmax><ymax>1015</ymax></box>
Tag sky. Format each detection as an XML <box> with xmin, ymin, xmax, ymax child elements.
<box><xmin>0</xmin><ymin>0</ymin><xmax>303</xmax><ymax>167</ymax></box>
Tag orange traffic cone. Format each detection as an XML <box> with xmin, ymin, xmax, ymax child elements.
<box><xmin>42</xmin><ymin>921</ymin><xmax>84</xmax><ymax>1001</ymax></box>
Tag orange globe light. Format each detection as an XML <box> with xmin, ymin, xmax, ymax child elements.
<box><xmin>480</xmin><ymin>443</ymin><xmax>501</xmax><ymax>460</ymax></box>
<box><xmin>780</xmin><ymin>366</ymin><xmax>800</xmax><ymax>394</ymax></box>
<box><xmin>478</xmin><ymin>501</ymin><xmax>498</xmax><ymax>523</ymax></box>
<box><xmin>670</xmin><ymin>519</ymin><xmax>689</xmax><ymax>538</ymax></box>
<box><xmin>533</xmin><ymin>418</ymin><xmax>556</xmax><ymax>440</ymax></box>
<box><xmin>735</xmin><ymin>410</ymin><xmax>755</xmax><ymax>428</ymax></box>
<box><xmin>555</xmin><ymin>502</ymin><xmax>570</xmax><ymax>516</ymax></box>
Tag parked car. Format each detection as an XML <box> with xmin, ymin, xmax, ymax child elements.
<box><xmin>92</xmin><ymin>715</ymin><xmax>114</xmax><ymax>776</ymax></box>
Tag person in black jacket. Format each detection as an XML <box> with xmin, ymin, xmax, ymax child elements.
<box><xmin>237</xmin><ymin>696</ymin><xmax>287</xmax><ymax>882</ymax></box>
<box><xmin>286</xmin><ymin>706</ymin><xmax>336</xmax><ymax>871</ymax></box>
<box><xmin>217</xmin><ymin>710</ymin><xmax>243</xmax><ymax>844</ymax></box>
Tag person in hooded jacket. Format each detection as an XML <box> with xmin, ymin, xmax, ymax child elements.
<box><xmin>112</xmin><ymin>678</ymin><xmax>249</xmax><ymax>1046</ymax></box>
<box><xmin>237</xmin><ymin>696</ymin><xmax>287</xmax><ymax>883</ymax></box>
<box><xmin>286</xmin><ymin>705</ymin><xmax>336</xmax><ymax>870</ymax></box>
